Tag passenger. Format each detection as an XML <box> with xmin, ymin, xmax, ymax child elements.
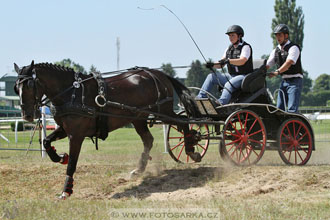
<box><xmin>267</xmin><ymin>24</ymin><xmax>303</xmax><ymax>113</ymax></box>
<box><xmin>197</xmin><ymin>25</ymin><xmax>253</xmax><ymax>105</ymax></box>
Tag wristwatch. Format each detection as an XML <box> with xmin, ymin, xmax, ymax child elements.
<box><xmin>276</xmin><ymin>70</ymin><xmax>281</xmax><ymax>75</ymax></box>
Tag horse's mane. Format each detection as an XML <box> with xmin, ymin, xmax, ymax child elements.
<box><xmin>35</xmin><ymin>62</ymin><xmax>76</xmax><ymax>74</ymax></box>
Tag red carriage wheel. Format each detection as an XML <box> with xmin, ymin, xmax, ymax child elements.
<box><xmin>220</xmin><ymin>110</ymin><xmax>266</xmax><ymax>166</ymax></box>
<box><xmin>277</xmin><ymin>118</ymin><xmax>313</xmax><ymax>165</ymax></box>
<box><xmin>166</xmin><ymin>112</ymin><xmax>210</xmax><ymax>163</ymax></box>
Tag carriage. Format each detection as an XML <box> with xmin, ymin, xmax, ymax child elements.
<box><xmin>166</xmin><ymin>61</ymin><xmax>314</xmax><ymax>166</ymax></box>
<box><xmin>14</xmin><ymin>60</ymin><xmax>314</xmax><ymax>199</ymax></box>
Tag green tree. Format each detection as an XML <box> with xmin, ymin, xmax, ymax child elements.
<box><xmin>301</xmin><ymin>70</ymin><xmax>312</xmax><ymax>93</ymax></box>
<box><xmin>185</xmin><ymin>60</ymin><xmax>220</xmax><ymax>97</ymax></box>
<box><xmin>313</xmin><ymin>74</ymin><xmax>330</xmax><ymax>92</ymax></box>
<box><xmin>89</xmin><ymin>65</ymin><xmax>100</xmax><ymax>74</ymax></box>
<box><xmin>161</xmin><ymin>63</ymin><xmax>176</xmax><ymax>78</ymax></box>
<box><xmin>55</xmin><ymin>58</ymin><xmax>87</xmax><ymax>74</ymax></box>
<box><xmin>301</xmin><ymin>90</ymin><xmax>330</xmax><ymax>106</ymax></box>
<box><xmin>185</xmin><ymin>60</ymin><xmax>208</xmax><ymax>87</ymax></box>
<box><xmin>271</xmin><ymin>0</ymin><xmax>304</xmax><ymax>50</ymax></box>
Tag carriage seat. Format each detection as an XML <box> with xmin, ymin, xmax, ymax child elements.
<box><xmin>240</xmin><ymin>60</ymin><xmax>267</xmax><ymax>93</ymax></box>
<box><xmin>228</xmin><ymin>59</ymin><xmax>269</xmax><ymax>104</ymax></box>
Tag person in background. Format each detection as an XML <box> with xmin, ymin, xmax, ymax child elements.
<box><xmin>197</xmin><ymin>25</ymin><xmax>253</xmax><ymax>105</ymax></box>
<box><xmin>267</xmin><ymin>24</ymin><xmax>303</xmax><ymax>113</ymax></box>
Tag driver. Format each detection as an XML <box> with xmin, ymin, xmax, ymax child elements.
<box><xmin>266</xmin><ymin>24</ymin><xmax>303</xmax><ymax>113</ymax></box>
<box><xmin>197</xmin><ymin>25</ymin><xmax>253</xmax><ymax>105</ymax></box>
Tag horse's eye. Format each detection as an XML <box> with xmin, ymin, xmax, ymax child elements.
<box><xmin>27</xmin><ymin>80</ymin><xmax>35</xmax><ymax>89</ymax></box>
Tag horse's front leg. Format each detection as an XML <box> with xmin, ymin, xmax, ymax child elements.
<box><xmin>43</xmin><ymin>126</ymin><xmax>68</xmax><ymax>163</ymax></box>
<box><xmin>130</xmin><ymin>121</ymin><xmax>153</xmax><ymax>178</ymax></box>
<box><xmin>182</xmin><ymin>124</ymin><xmax>202</xmax><ymax>162</ymax></box>
<box><xmin>59</xmin><ymin>135</ymin><xmax>84</xmax><ymax>200</ymax></box>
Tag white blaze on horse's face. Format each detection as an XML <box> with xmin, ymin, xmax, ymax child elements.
<box><xmin>15</xmin><ymin>62</ymin><xmax>38</xmax><ymax>122</ymax></box>
<box><xmin>20</xmin><ymin>81</ymin><xmax>36</xmax><ymax>122</ymax></box>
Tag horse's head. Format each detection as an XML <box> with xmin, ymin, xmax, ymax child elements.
<box><xmin>14</xmin><ymin>61</ymin><xmax>42</xmax><ymax>122</ymax></box>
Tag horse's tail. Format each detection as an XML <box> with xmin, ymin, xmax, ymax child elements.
<box><xmin>165</xmin><ymin>75</ymin><xmax>201</xmax><ymax>118</ymax></box>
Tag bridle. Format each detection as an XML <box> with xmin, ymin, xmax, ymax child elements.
<box><xmin>15</xmin><ymin>70</ymin><xmax>43</xmax><ymax>119</ymax></box>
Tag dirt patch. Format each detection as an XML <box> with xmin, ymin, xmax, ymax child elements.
<box><xmin>1</xmin><ymin>162</ymin><xmax>330</xmax><ymax>201</ymax></box>
<box><xmin>102</xmin><ymin>165</ymin><xmax>330</xmax><ymax>201</ymax></box>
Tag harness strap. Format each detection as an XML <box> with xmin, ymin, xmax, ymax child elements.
<box><xmin>92</xmin><ymin>71</ymin><xmax>108</xmax><ymax>107</ymax></box>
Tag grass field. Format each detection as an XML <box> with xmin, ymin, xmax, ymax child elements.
<box><xmin>1</xmin><ymin>125</ymin><xmax>330</xmax><ymax>219</ymax></box>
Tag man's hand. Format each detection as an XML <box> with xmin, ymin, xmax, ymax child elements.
<box><xmin>268</xmin><ymin>70</ymin><xmax>280</xmax><ymax>78</ymax></box>
<box><xmin>218</xmin><ymin>58</ymin><xmax>229</xmax><ymax>66</ymax></box>
<box><xmin>205</xmin><ymin>62</ymin><xmax>214</xmax><ymax>69</ymax></box>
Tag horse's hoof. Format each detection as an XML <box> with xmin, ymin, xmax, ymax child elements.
<box><xmin>129</xmin><ymin>169</ymin><xmax>142</xmax><ymax>179</ymax></box>
<box><xmin>58</xmin><ymin>192</ymin><xmax>70</xmax><ymax>200</ymax></box>
<box><xmin>188</xmin><ymin>152</ymin><xmax>202</xmax><ymax>162</ymax></box>
<box><xmin>59</xmin><ymin>153</ymin><xmax>69</xmax><ymax>165</ymax></box>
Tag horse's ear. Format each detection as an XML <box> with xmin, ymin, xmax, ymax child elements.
<box><xmin>14</xmin><ymin>63</ymin><xmax>20</xmax><ymax>74</ymax></box>
<box><xmin>30</xmin><ymin>60</ymin><xmax>34</xmax><ymax>68</ymax></box>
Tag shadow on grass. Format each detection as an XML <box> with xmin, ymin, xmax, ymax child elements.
<box><xmin>111</xmin><ymin>166</ymin><xmax>222</xmax><ymax>199</ymax></box>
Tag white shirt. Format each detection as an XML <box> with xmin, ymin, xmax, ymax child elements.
<box><xmin>266</xmin><ymin>40</ymin><xmax>302</xmax><ymax>78</ymax></box>
<box><xmin>222</xmin><ymin>41</ymin><xmax>251</xmax><ymax>72</ymax></box>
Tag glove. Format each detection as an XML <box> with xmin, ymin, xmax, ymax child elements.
<box><xmin>218</xmin><ymin>58</ymin><xmax>229</xmax><ymax>66</ymax></box>
<box><xmin>205</xmin><ymin>62</ymin><xmax>214</xmax><ymax>69</ymax></box>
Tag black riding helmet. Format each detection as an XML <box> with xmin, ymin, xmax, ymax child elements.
<box><xmin>226</xmin><ymin>25</ymin><xmax>244</xmax><ymax>37</ymax></box>
<box><xmin>273</xmin><ymin>24</ymin><xmax>289</xmax><ymax>34</ymax></box>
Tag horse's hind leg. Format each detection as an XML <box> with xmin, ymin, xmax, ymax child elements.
<box><xmin>130</xmin><ymin>120</ymin><xmax>153</xmax><ymax>177</ymax></box>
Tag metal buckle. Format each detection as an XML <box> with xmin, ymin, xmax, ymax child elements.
<box><xmin>95</xmin><ymin>95</ymin><xmax>107</xmax><ymax>107</ymax></box>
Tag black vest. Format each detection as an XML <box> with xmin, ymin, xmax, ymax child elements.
<box><xmin>274</xmin><ymin>42</ymin><xmax>302</xmax><ymax>75</ymax></box>
<box><xmin>225</xmin><ymin>41</ymin><xmax>253</xmax><ymax>75</ymax></box>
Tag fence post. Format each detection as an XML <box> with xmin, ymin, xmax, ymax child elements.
<box><xmin>41</xmin><ymin>107</ymin><xmax>47</xmax><ymax>158</ymax></box>
<box><xmin>15</xmin><ymin>120</ymin><xmax>18</xmax><ymax>145</ymax></box>
<box><xmin>163</xmin><ymin>124</ymin><xmax>169</xmax><ymax>153</ymax></box>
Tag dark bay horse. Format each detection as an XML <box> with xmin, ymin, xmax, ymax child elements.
<box><xmin>14</xmin><ymin>61</ymin><xmax>201</xmax><ymax>199</ymax></box>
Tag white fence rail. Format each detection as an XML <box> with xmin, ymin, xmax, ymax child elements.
<box><xmin>0</xmin><ymin>109</ymin><xmax>53</xmax><ymax>157</ymax></box>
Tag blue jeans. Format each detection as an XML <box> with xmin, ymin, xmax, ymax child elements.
<box><xmin>197</xmin><ymin>72</ymin><xmax>245</xmax><ymax>104</ymax></box>
<box><xmin>277</xmin><ymin>77</ymin><xmax>303</xmax><ymax>113</ymax></box>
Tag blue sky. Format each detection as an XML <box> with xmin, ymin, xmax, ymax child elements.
<box><xmin>0</xmin><ymin>0</ymin><xmax>329</xmax><ymax>79</ymax></box>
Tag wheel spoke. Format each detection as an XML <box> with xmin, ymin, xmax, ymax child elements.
<box><xmin>246</xmin><ymin>146</ymin><xmax>251</xmax><ymax>165</ymax></box>
<box><xmin>243</xmin><ymin>112</ymin><xmax>249</xmax><ymax>133</ymax></box>
<box><xmin>170</xmin><ymin>140</ymin><xmax>184</xmax><ymax>151</ymax></box>
<box><xmin>282</xmin><ymin>132</ymin><xmax>291</xmax><ymax>140</ymax></box>
<box><xmin>288</xmin><ymin>149</ymin><xmax>292</xmax><ymax>162</ymax></box>
<box><xmin>237</xmin><ymin>112</ymin><xmax>244</xmax><ymax>133</ymax></box>
<box><xmin>197</xmin><ymin>144</ymin><xmax>206</xmax><ymax>151</ymax></box>
<box><xmin>247</xmin><ymin>118</ymin><xmax>258</xmax><ymax>135</ymax></box>
<box><xmin>295</xmin><ymin>124</ymin><xmax>303</xmax><ymax>140</ymax></box>
<box><xmin>229</xmin><ymin>120</ymin><xmax>241</xmax><ymax>136</ymax></box>
<box><xmin>171</xmin><ymin>125</ymin><xmax>184</xmax><ymax>135</ymax></box>
<box><xmin>297</xmin><ymin>132</ymin><xmax>308</xmax><ymax>142</ymax></box>
<box><xmin>296</xmin><ymin>148</ymin><xmax>304</xmax><ymax>162</ymax></box>
<box><xmin>229</xmin><ymin>143</ymin><xmax>240</xmax><ymax>158</ymax></box>
<box><xmin>248</xmin><ymin>139</ymin><xmax>263</xmax><ymax>145</ymax></box>
<box><xmin>238</xmin><ymin>145</ymin><xmax>243</xmax><ymax>163</ymax></box>
<box><xmin>293</xmin><ymin>121</ymin><xmax>296</xmax><ymax>140</ymax></box>
<box><xmin>285</xmin><ymin>124</ymin><xmax>294</xmax><ymax>141</ymax></box>
<box><xmin>225</xmin><ymin>138</ymin><xmax>241</xmax><ymax>146</ymax></box>
<box><xmin>225</xmin><ymin>130</ymin><xmax>241</xmax><ymax>138</ymax></box>
<box><xmin>282</xmin><ymin>143</ymin><xmax>294</xmax><ymax>154</ymax></box>
<box><xmin>296</xmin><ymin>144</ymin><xmax>309</xmax><ymax>154</ymax></box>
<box><xmin>248</xmin><ymin>129</ymin><xmax>263</xmax><ymax>137</ymax></box>
<box><xmin>177</xmin><ymin>144</ymin><xmax>185</xmax><ymax>160</ymax></box>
